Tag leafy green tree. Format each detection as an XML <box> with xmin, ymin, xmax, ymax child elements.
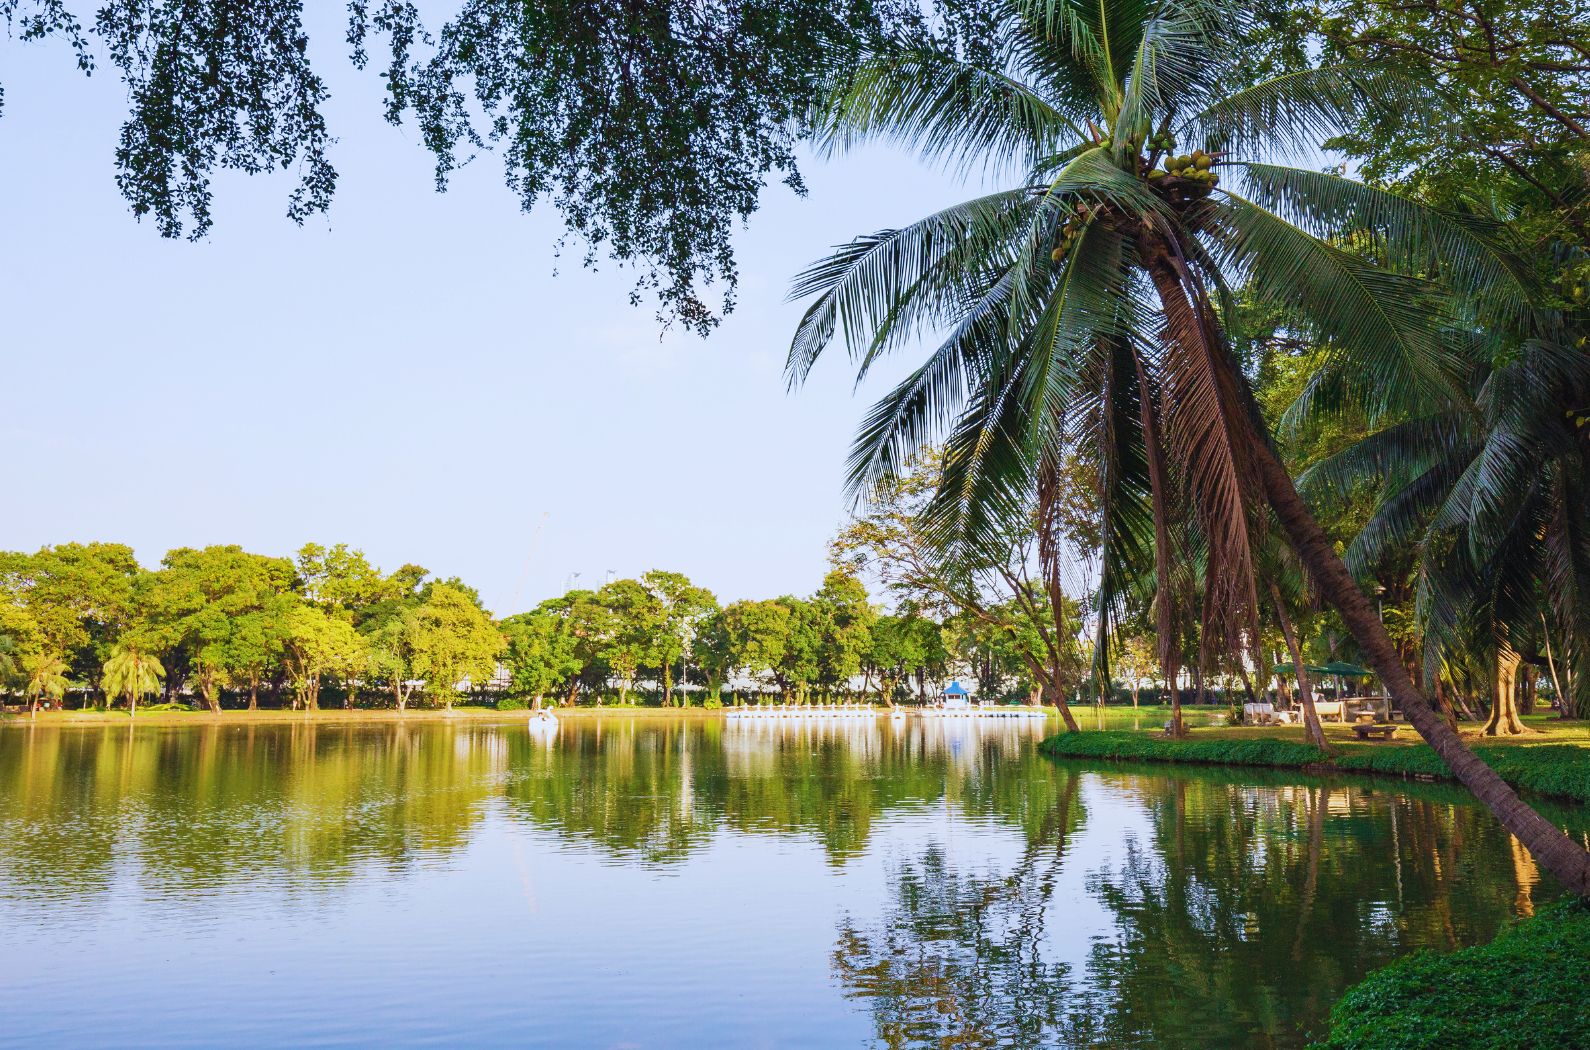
<box><xmin>365</xmin><ymin>608</ymin><xmax>423</xmax><ymax>712</ymax></box>
<box><xmin>0</xmin><ymin>542</ymin><xmax>140</xmax><ymax>699</ymax></box>
<box><xmin>22</xmin><ymin>652</ymin><xmax>69</xmax><ymax>718</ymax></box>
<box><xmin>699</xmin><ymin>599</ymin><xmax>795</xmax><ymax>702</ymax></box>
<box><xmin>2</xmin><ymin>0</ymin><xmax>940</xmax><ymax>330</ymax></box>
<box><xmin>947</xmin><ymin>611</ymin><xmax>1027</xmax><ymax>702</ymax></box>
<box><xmin>137</xmin><ymin>546</ymin><xmax>298</xmax><ymax>712</ymax></box>
<box><xmin>866</xmin><ymin>610</ymin><xmax>949</xmax><ymax>703</ymax></box>
<box><xmin>771</xmin><ymin>596</ymin><xmax>823</xmax><ymax>703</ymax></box>
<box><xmin>102</xmin><ymin>644</ymin><xmax>164</xmax><ymax>719</ymax></box>
<box><xmin>296</xmin><ymin>543</ymin><xmax>390</xmax><ymax>621</ymax></box>
<box><xmin>639</xmin><ymin>571</ymin><xmax>719</xmax><ymax>706</ymax></box>
<box><xmin>225</xmin><ymin>596</ymin><xmax>297</xmax><ymax>710</ymax></box>
<box><xmin>501</xmin><ymin>607</ymin><xmax>586</xmax><ymax>709</ymax></box>
<box><xmin>788</xmin><ymin>0</ymin><xmax>1589</xmax><ymax>891</ymax></box>
<box><xmin>282</xmin><ymin>606</ymin><xmax>366</xmax><ymax>711</ymax></box>
<box><xmin>591</xmin><ymin>579</ymin><xmax>661</xmax><ymax>705</ymax></box>
<box><xmin>409</xmin><ymin>585</ymin><xmax>504</xmax><ymax>711</ymax></box>
<box><xmin>1302</xmin><ymin>0</ymin><xmax>1590</xmax><ymax>242</ymax></box>
<box><xmin>811</xmin><ymin>570</ymin><xmax>876</xmax><ymax>697</ymax></box>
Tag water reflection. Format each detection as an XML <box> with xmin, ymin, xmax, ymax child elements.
<box><xmin>0</xmin><ymin>717</ymin><xmax>1580</xmax><ymax>1050</ymax></box>
<box><xmin>835</xmin><ymin>765</ymin><xmax>1583</xmax><ymax>1049</ymax></box>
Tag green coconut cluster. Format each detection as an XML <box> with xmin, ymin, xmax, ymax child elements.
<box><xmin>1050</xmin><ymin>203</ymin><xmax>1094</xmax><ymax>263</ymax></box>
<box><xmin>1149</xmin><ymin>147</ymin><xmax>1219</xmax><ymax>188</ymax></box>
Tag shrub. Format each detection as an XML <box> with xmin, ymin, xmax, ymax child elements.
<box><xmin>1038</xmin><ymin>731</ymin><xmax>1328</xmax><ymax>768</ymax></box>
<box><xmin>496</xmin><ymin>695</ymin><xmax>527</xmax><ymax>711</ymax></box>
<box><xmin>1335</xmin><ymin>743</ymin><xmax>1590</xmax><ymax>805</ymax></box>
<box><xmin>1311</xmin><ymin>900</ymin><xmax>1590</xmax><ymax>1050</ymax></box>
<box><xmin>704</xmin><ymin>696</ymin><xmax>722</xmax><ymax>709</ymax></box>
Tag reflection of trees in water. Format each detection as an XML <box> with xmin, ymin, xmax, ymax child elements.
<box><xmin>502</xmin><ymin>717</ymin><xmax>1068</xmax><ymax>865</ymax></box>
<box><xmin>835</xmin><ymin>771</ymin><xmax>1588</xmax><ymax>1050</ymax></box>
<box><xmin>0</xmin><ymin>718</ymin><xmax>1077</xmax><ymax>894</ymax></box>
<box><xmin>831</xmin><ymin>772</ymin><xmax>1097</xmax><ymax>1049</ymax></box>
<box><xmin>0</xmin><ymin>723</ymin><xmax>507</xmax><ymax>896</ymax></box>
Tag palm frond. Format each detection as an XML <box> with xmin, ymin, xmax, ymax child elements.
<box><xmin>1184</xmin><ymin>65</ymin><xmax>1449</xmax><ymax>159</ymax></box>
<box><xmin>1210</xmin><ymin>192</ymin><xmax>1462</xmax><ymax>424</ymax></box>
<box><xmin>1233</xmin><ymin>163</ymin><xmax>1540</xmax><ymax>317</ymax></box>
<box><xmin>786</xmin><ymin>189</ymin><xmax>1035</xmax><ymax>387</ymax></box>
<box><xmin>813</xmin><ymin>41</ymin><xmax>1082</xmax><ymax>173</ymax></box>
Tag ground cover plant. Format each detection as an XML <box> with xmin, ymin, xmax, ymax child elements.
<box><xmin>1040</xmin><ymin>726</ymin><xmax>1590</xmax><ymax>803</ymax></box>
<box><xmin>1310</xmin><ymin>900</ymin><xmax>1590</xmax><ymax>1050</ymax></box>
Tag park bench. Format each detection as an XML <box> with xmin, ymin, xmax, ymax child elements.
<box><xmin>1353</xmin><ymin>723</ymin><xmax>1399</xmax><ymax>741</ymax></box>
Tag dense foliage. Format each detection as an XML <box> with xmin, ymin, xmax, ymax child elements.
<box><xmin>0</xmin><ymin>540</ymin><xmax>1048</xmax><ymax>712</ymax></box>
<box><xmin>0</xmin><ymin>0</ymin><xmax>962</xmax><ymax>329</ymax></box>
<box><xmin>1039</xmin><ymin>731</ymin><xmax>1331</xmax><ymax>768</ymax></box>
<box><xmin>1312</xmin><ymin>900</ymin><xmax>1590</xmax><ymax>1050</ymax></box>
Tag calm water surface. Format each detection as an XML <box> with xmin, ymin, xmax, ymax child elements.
<box><xmin>1</xmin><ymin>713</ymin><xmax>1581</xmax><ymax>1049</ymax></box>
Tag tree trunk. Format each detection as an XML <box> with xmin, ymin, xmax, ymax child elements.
<box><xmin>1270</xmin><ymin>582</ymin><xmax>1330</xmax><ymax>751</ymax></box>
<box><xmin>1484</xmin><ymin>648</ymin><xmax>1529</xmax><ymax>735</ymax></box>
<box><xmin>1132</xmin><ymin>348</ymin><xmax>1183</xmax><ymax>737</ymax></box>
<box><xmin>1273</xmin><ymin>652</ymin><xmax>1294</xmax><ymax>709</ymax></box>
<box><xmin>1436</xmin><ymin>676</ymin><xmax>1460</xmax><ymax>732</ymax></box>
<box><xmin>1253</xmin><ymin>438</ymin><xmax>1590</xmax><ymax>896</ymax></box>
<box><xmin>248</xmin><ymin>672</ymin><xmax>259</xmax><ymax>712</ymax></box>
<box><xmin>1237</xmin><ymin>664</ymin><xmax>1258</xmax><ymax>706</ymax></box>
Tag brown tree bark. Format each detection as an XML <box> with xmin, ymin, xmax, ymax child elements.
<box><xmin>1132</xmin><ymin>348</ymin><xmax>1184</xmax><ymax>737</ymax></box>
<box><xmin>1253</xmin><ymin>440</ymin><xmax>1590</xmax><ymax>896</ymax></box>
<box><xmin>1484</xmin><ymin>648</ymin><xmax>1529</xmax><ymax>735</ymax></box>
<box><xmin>1270</xmin><ymin>581</ymin><xmax>1330</xmax><ymax>751</ymax></box>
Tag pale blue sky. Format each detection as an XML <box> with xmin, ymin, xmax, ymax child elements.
<box><xmin>0</xmin><ymin>15</ymin><xmax>981</xmax><ymax>612</ymax></box>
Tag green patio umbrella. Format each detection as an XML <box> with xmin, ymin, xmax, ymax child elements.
<box><xmin>1272</xmin><ymin>664</ymin><xmax>1331</xmax><ymax>676</ymax></box>
<box><xmin>1322</xmin><ymin>661</ymin><xmax>1372</xmax><ymax>677</ymax></box>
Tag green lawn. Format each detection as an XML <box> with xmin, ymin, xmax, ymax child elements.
<box><xmin>1039</xmin><ymin>716</ymin><xmax>1590</xmax><ymax>804</ymax></box>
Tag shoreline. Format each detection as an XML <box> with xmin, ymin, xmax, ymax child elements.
<box><xmin>1038</xmin><ymin>727</ymin><xmax>1590</xmax><ymax>805</ymax></box>
<box><xmin>0</xmin><ymin>706</ymin><xmax>744</xmax><ymax>727</ymax></box>
<box><xmin>1</xmin><ymin>704</ymin><xmax>1068</xmax><ymax>728</ymax></box>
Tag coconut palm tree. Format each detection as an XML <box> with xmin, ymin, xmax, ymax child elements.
<box><xmin>1299</xmin><ymin>319</ymin><xmax>1590</xmax><ymax>733</ymax></box>
<box><xmin>22</xmin><ymin>653</ymin><xmax>70</xmax><ymax>719</ymax></box>
<box><xmin>102</xmin><ymin>645</ymin><xmax>165</xmax><ymax>720</ymax></box>
<box><xmin>786</xmin><ymin>0</ymin><xmax>1589</xmax><ymax>892</ymax></box>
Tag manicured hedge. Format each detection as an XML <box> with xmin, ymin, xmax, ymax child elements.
<box><xmin>1038</xmin><ymin>731</ymin><xmax>1329</xmax><ymax>768</ymax></box>
<box><xmin>1039</xmin><ymin>732</ymin><xmax>1590</xmax><ymax>804</ymax></box>
<box><xmin>1311</xmin><ymin>901</ymin><xmax>1590</xmax><ymax>1050</ymax></box>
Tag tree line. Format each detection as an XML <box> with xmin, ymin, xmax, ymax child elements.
<box><xmin>0</xmin><ymin>543</ymin><xmax>499</xmax><ymax>715</ymax></box>
<box><xmin>0</xmin><ymin>540</ymin><xmax>1084</xmax><ymax>715</ymax></box>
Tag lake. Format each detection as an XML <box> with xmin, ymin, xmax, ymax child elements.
<box><xmin>1</xmin><ymin>713</ymin><xmax>1581</xmax><ymax>1049</ymax></box>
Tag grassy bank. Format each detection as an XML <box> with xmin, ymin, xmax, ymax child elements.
<box><xmin>1038</xmin><ymin>723</ymin><xmax>1590</xmax><ymax>804</ymax></box>
<box><xmin>0</xmin><ymin>705</ymin><xmax>732</xmax><ymax>727</ymax></box>
<box><xmin>1311</xmin><ymin>901</ymin><xmax>1590</xmax><ymax>1050</ymax></box>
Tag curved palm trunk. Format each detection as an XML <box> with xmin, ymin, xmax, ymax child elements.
<box><xmin>1269</xmin><ymin>581</ymin><xmax>1330</xmax><ymax>752</ymax></box>
<box><xmin>1254</xmin><ymin>440</ymin><xmax>1590</xmax><ymax>896</ymax></box>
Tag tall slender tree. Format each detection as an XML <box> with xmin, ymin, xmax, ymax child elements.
<box><xmin>787</xmin><ymin>0</ymin><xmax>1588</xmax><ymax>892</ymax></box>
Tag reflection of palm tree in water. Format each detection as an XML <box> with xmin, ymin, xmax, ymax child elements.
<box><xmin>834</xmin><ymin>774</ymin><xmax>1572</xmax><ymax>1049</ymax></box>
<box><xmin>831</xmin><ymin>772</ymin><xmax>1091</xmax><ymax>1049</ymax></box>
